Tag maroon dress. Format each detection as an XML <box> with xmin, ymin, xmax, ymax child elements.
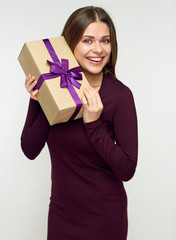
<box><xmin>21</xmin><ymin>72</ymin><xmax>138</xmax><ymax>240</ymax></box>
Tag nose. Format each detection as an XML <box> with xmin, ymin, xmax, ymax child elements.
<box><xmin>92</xmin><ymin>41</ymin><xmax>103</xmax><ymax>54</ymax></box>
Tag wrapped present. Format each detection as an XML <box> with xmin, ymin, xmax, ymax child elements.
<box><xmin>18</xmin><ymin>36</ymin><xmax>90</xmax><ymax>125</ymax></box>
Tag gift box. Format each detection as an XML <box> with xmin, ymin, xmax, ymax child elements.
<box><xmin>18</xmin><ymin>36</ymin><xmax>90</xmax><ymax>125</ymax></box>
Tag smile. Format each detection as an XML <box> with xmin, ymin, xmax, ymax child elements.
<box><xmin>87</xmin><ymin>57</ymin><xmax>104</xmax><ymax>62</ymax></box>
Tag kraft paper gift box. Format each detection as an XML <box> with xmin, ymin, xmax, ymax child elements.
<box><xmin>18</xmin><ymin>36</ymin><xmax>90</xmax><ymax>125</ymax></box>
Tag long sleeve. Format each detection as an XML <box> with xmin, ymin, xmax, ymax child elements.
<box><xmin>21</xmin><ymin>99</ymin><xmax>50</xmax><ymax>160</ymax></box>
<box><xmin>84</xmin><ymin>86</ymin><xmax>138</xmax><ymax>182</ymax></box>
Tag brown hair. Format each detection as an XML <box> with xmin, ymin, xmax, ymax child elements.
<box><xmin>61</xmin><ymin>6</ymin><xmax>118</xmax><ymax>76</ymax></box>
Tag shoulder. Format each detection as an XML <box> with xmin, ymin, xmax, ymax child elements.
<box><xmin>103</xmin><ymin>72</ymin><xmax>133</xmax><ymax>100</ymax></box>
<box><xmin>104</xmin><ymin>74</ymin><xmax>136</xmax><ymax>118</ymax></box>
<box><xmin>100</xmin><ymin>73</ymin><xmax>135</xmax><ymax>122</ymax></box>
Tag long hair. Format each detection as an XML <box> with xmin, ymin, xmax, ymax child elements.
<box><xmin>61</xmin><ymin>6</ymin><xmax>118</xmax><ymax>76</ymax></box>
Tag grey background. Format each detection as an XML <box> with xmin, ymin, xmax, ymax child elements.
<box><xmin>0</xmin><ymin>0</ymin><xmax>175</xmax><ymax>239</ymax></box>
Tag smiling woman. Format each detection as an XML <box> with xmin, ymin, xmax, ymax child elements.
<box><xmin>21</xmin><ymin>6</ymin><xmax>138</xmax><ymax>240</ymax></box>
<box><xmin>62</xmin><ymin>6</ymin><xmax>117</xmax><ymax>76</ymax></box>
<box><xmin>74</xmin><ymin>21</ymin><xmax>112</xmax><ymax>87</ymax></box>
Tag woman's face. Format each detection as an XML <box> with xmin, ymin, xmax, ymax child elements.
<box><xmin>74</xmin><ymin>21</ymin><xmax>111</xmax><ymax>77</ymax></box>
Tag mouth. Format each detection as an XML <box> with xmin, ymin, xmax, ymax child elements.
<box><xmin>86</xmin><ymin>57</ymin><xmax>104</xmax><ymax>63</ymax></box>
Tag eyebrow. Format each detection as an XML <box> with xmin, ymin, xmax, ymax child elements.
<box><xmin>82</xmin><ymin>35</ymin><xmax>110</xmax><ymax>39</ymax></box>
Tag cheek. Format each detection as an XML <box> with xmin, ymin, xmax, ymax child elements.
<box><xmin>107</xmin><ymin>45</ymin><xmax>112</xmax><ymax>56</ymax></box>
<box><xmin>74</xmin><ymin>43</ymin><xmax>90</xmax><ymax>60</ymax></box>
<box><xmin>74</xmin><ymin>50</ymin><xmax>83</xmax><ymax>62</ymax></box>
<box><xmin>105</xmin><ymin>47</ymin><xmax>112</xmax><ymax>64</ymax></box>
<box><xmin>74</xmin><ymin>44</ymin><xmax>82</xmax><ymax>59</ymax></box>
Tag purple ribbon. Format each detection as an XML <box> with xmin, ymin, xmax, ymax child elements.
<box><xmin>34</xmin><ymin>39</ymin><xmax>83</xmax><ymax>121</ymax></box>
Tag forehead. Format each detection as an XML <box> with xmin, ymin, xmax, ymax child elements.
<box><xmin>83</xmin><ymin>21</ymin><xmax>110</xmax><ymax>36</ymax></box>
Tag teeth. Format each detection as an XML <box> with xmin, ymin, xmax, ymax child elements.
<box><xmin>87</xmin><ymin>57</ymin><xmax>103</xmax><ymax>62</ymax></box>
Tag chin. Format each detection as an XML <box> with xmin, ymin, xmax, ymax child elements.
<box><xmin>85</xmin><ymin>71</ymin><xmax>102</xmax><ymax>77</ymax></box>
<box><xmin>84</xmin><ymin>67</ymin><xmax>104</xmax><ymax>76</ymax></box>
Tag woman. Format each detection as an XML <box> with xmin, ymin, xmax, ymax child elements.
<box><xmin>21</xmin><ymin>6</ymin><xmax>138</xmax><ymax>240</ymax></box>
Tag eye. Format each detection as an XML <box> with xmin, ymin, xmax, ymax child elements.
<box><xmin>83</xmin><ymin>39</ymin><xmax>91</xmax><ymax>44</ymax></box>
<box><xmin>102</xmin><ymin>39</ymin><xmax>110</xmax><ymax>43</ymax></box>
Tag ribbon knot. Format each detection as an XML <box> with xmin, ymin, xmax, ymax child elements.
<box><xmin>47</xmin><ymin>59</ymin><xmax>82</xmax><ymax>89</ymax></box>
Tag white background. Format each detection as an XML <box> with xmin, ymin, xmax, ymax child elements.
<box><xmin>0</xmin><ymin>0</ymin><xmax>175</xmax><ymax>239</ymax></box>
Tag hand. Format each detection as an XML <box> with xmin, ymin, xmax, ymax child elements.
<box><xmin>81</xmin><ymin>86</ymin><xmax>103</xmax><ymax>123</ymax></box>
<box><xmin>25</xmin><ymin>74</ymin><xmax>38</xmax><ymax>101</ymax></box>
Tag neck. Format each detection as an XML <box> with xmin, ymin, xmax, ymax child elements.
<box><xmin>83</xmin><ymin>71</ymin><xmax>103</xmax><ymax>89</ymax></box>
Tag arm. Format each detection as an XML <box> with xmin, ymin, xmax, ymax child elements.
<box><xmin>84</xmin><ymin>87</ymin><xmax>138</xmax><ymax>181</ymax></box>
<box><xmin>21</xmin><ymin>99</ymin><xmax>50</xmax><ymax>160</ymax></box>
<box><xmin>21</xmin><ymin>74</ymin><xmax>50</xmax><ymax>160</ymax></box>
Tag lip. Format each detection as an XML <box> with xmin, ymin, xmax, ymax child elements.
<box><xmin>86</xmin><ymin>56</ymin><xmax>105</xmax><ymax>65</ymax></box>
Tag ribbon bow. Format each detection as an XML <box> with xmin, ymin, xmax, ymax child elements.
<box><xmin>47</xmin><ymin>59</ymin><xmax>82</xmax><ymax>90</ymax></box>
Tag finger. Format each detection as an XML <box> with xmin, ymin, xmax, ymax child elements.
<box><xmin>87</xmin><ymin>88</ymin><xmax>103</xmax><ymax>111</ymax></box>
<box><xmin>25</xmin><ymin>75</ymin><xmax>36</xmax><ymax>89</ymax></box>
<box><xmin>81</xmin><ymin>94</ymin><xmax>89</xmax><ymax>108</ymax></box>
<box><xmin>95</xmin><ymin>91</ymin><xmax>102</xmax><ymax>105</ymax></box>
<box><xmin>27</xmin><ymin>79</ymin><xmax>37</xmax><ymax>93</ymax></box>
<box><xmin>83</xmin><ymin>87</ymin><xmax>92</xmax><ymax>99</ymax></box>
<box><xmin>83</xmin><ymin>86</ymin><xmax>97</xmax><ymax>106</ymax></box>
<box><xmin>27</xmin><ymin>74</ymin><xmax>31</xmax><ymax>81</ymax></box>
<box><xmin>81</xmin><ymin>94</ymin><xmax>87</xmax><ymax>104</ymax></box>
<box><xmin>25</xmin><ymin>74</ymin><xmax>32</xmax><ymax>87</ymax></box>
<box><xmin>31</xmin><ymin>89</ymin><xmax>38</xmax><ymax>100</ymax></box>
